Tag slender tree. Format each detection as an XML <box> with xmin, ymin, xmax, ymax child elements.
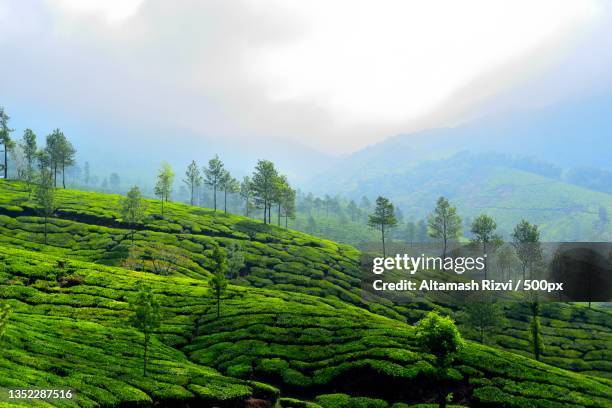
<box><xmin>368</xmin><ymin>196</ymin><xmax>398</xmax><ymax>257</ymax></box>
<box><xmin>130</xmin><ymin>285</ymin><xmax>161</xmax><ymax>377</ymax></box>
<box><xmin>240</xmin><ymin>176</ymin><xmax>253</xmax><ymax>217</ymax></box>
<box><xmin>208</xmin><ymin>245</ymin><xmax>228</xmax><ymax>318</ymax></box>
<box><xmin>428</xmin><ymin>197</ymin><xmax>461</xmax><ymax>262</ymax></box>
<box><xmin>416</xmin><ymin>312</ymin><xmax>464</xmax><ymax>408</ymax></box>
<box><xmin>20</xmin><ymin>129</ymin><xmax>37</xmax><ymax>189</ymax></box>
<box><xmin>470</xmin><ymin>214</ymin><xmax>502</xmax><ymax>279</ymax></box>
<box><xmin>511</xmin><ymin>220</ymin><xmax>542</xmax><ymax>280</ymax></box>
<box><xmin>45</xmin><ymin>129</ymin><xmax>63</xmax><ymax>186</ymax></box>
<box><xmin>203</xmin><ymin>155</ymin><xmax>224</xmax><ymax>211</ymax></box>
<box><xmin>227</xmin><ymin>242</ymin><xmax>245</xmax><ymax>279</ymax></box>
<box><xmin>58</xmin><ymin>134</ymin><xmax>76</xmax><ymax>188</ymax></box>
<box><xmin>219</xmin><ymin>170</ymin><xmax>239</xmax><ymax>213</ymax></box>
<box><xmin>461</xmin><ymin>296</ymin><xmax>504</xmax><ymax>344</ymax></box>
<box><xmin>183</xmin><ymin>160</ymin><xmax>202</xmax><ymax>206</ymax></box>
<box><xmin>405</xmin><ymin>221</ymin><xmax>417</xmax><ymax>248</ymax></box>
<box><xmin>251</xmin><ymin>160</ymin><xmax>278</xmax><ymax>224</ymax></box>
<box><xmin>0</xmin><ymin>107</ymin><xmax>14</xmax><ymax>179</ymax></box>
<box><xmin>154</xmin><ymin>162</ymin><xmax>174</xmax><ymax>217</ymax></box>
<box><xmin>120</xmin><ymin>186</ymin><xmax>147</xmax><ymax>244</ymax></box>
<box><xmin>35</xmin><ymin>168</ymin><xmax>55</xmax><ymax>244</ymax></box>
<box><xmin>281</xmin><ymin>185</ymin><xmax>296</xmax><ymax>228</ymax></box>
<box><xmin>528</xmin><ymin>301</ymin><xmax>544</xmax><ymax>361</ymax></box>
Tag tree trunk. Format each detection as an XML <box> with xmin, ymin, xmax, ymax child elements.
<box><xmin>161</xmin><ymin>199</ymin><xmax>164</xmax><ymax>217</ymax></box>
<box><xmin>213</xmin><ymin>185</ymin><xmax>217</xmax><ymax>211</ymax></box>
<box><xmin>245</xmin><ymin>199</ymin><xmax>249</xmax><ymax>217</ymax></box>
<box><xmin>62</xmin><ymin>161</ymin><xmax>66</xmax><ymax>189</ymax></box>
<box><xmin>54</xmin><ymin>163</ymin><xmax>58</xmax><ymax>187</ymax></box>
<box><xmin>285</xmin><ymin>215</ymin><xmax>288</xmax><ymax>229</ymax></box>
<box><xmin>263</xmin><ymin>199</ymin><xmax>267</xmax><ymax>223</ymax></box>
<box><xmin>190</xmin><ymin>184</ymin><xmax>194</xmax><ymax>206</ymax></box>
<box><xmin>381</xmin><ymin>223</ymin><xmax>386</xmax><ymax>257</ymax></box>
<box><xmin>3</xmin><ymin>147</ymin><xmax>7</xmax><ymax>179</ymax></box>
<box><xmin>277</xmin><ymin>202</ymin><xmax>281</xmax><ymax>226</ymax></box>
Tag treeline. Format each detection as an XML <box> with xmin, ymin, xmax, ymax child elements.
<box><xmin>138</xmin><ymin>156</ymin><xmax>297</xmax><ymax>226</ymax></box>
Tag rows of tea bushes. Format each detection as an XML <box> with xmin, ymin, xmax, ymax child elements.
<box><xmin>0</xmin><ymin>180</ymin><xmax>610</xmax><ymax>379</ymax></box>
<box><xmin>1</xmin><ymin>246</ymin><xmax>610</xmax><ymax>407</ymax></box>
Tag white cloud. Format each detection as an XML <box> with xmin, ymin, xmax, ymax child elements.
<box><xmin>0</xmin><ymin>0</ymin><xmax>608</xmax><ymax>154</ymax></box>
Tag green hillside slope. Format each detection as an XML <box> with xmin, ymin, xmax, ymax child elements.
<box><xmin>0</xmin><ymin>179</ymin><xmax>610</xmax><ymax>381</ymax></box>
<box><xmin>1</xmin><ymin>246</ymin><xmax>610</xmax><ymax>407</ymax></box>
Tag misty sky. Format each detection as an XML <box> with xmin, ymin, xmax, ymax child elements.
<box><xmin>1</xmin><ymin>0</ymin><xmax>612</xmax><ymax>157</ymax></box>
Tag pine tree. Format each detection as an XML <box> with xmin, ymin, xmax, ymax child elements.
<box><xmin>203</xmin><ymin>155</ymin><xmax>224</xmax><ymax>211</ymax></box>
<box><xmin>368</xmin><ymin>196</ymin><xmax>398</xmax><ymax>257</ymax></box>
<box><xmin>428</xmin><ymin>197</ymin><xmax>461</xmax><ymax>262</ymax></box>
<box><xmin>183</xmin><ymin>160</ymin><xmax>202</xmax><ymax>206</ymax></box>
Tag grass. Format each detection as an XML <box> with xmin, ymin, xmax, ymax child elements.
<box><xmin>0</xmin><ymin>246</ymin><xmax>611</xmax><ymax>407</ymax></box>
<box><xmin>0</xmin><ymin>180</ymin><xmax>610</xmax><ymax>380</ymax></box>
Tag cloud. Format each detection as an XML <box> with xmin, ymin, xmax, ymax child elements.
<box><xmin>0</xmin><ymin>0</ymin><xmax>608</xmax><ymax>155</ymax></box>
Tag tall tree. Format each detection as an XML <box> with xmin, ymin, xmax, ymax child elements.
<box><xmin>405</xmin><ymin>220</ymin><xmax>417</xmax><ymax>248</ymax></box>
<box><xmin>416</xmin><ymin>312</ymin><xmax>464</xmax><ymax>408</ymax></box>
<box><xmin>35</xmin><ymin>168</ymin><xmax>55</xmax><ymax>244</ymax></box>
<box><xmin>470</xmin><ymin>214</ymin><xmax>502</xmax><ymax>279</ymax></box>
<box><xmin>281</xmin><ymin>184</ymin><xmax>296</xmax><ymax>228</ymax></box>
<box><xmin>154</xmin><ymin>163</ymin><xmax>174</xmax><ymax>217</ymax></box>
<box><xmin>20</xmin><ymin>129</ymin><xmax>37</xmax><ymax>188</ymax></box>
<box><xmin>183</xmin><ymin>160</ymin><xmax>202</xmax><ymax>206</ymax></box>
<box><xmin>239</xmin><ymin>176</ymin><xmax>253</xmax><ymax>217</ymax></box>
<box><xmin>428</xmin><ymin>197</ymin><xmax>461</xmax><ymax>262</ymax></box>
<box><xmin>45</xmin><ymin>129</ymin><xmax>64</xmax><ymax>186</ymax></box>
<box><xmin>203</xmin><ymin>155</ymin><xmax>224</xmax><ymax>211</ymax></box>
<box><xmin>208</xmin><ymin>245</ymin><xmax>228</xmax><ymax>318</ymax></box>
<box><xmin>227</xmin><ymin>242</ymin><xmax>245</xmax><ymax>279</ymax></box>
<box><xmin>120</xmin><ymin>186</ymin><xmax>147</xmax><ymax>244</ymax></box>
<box><xmin>130</xmin><ymin>285</ymin><xmax>161</xmax><ymax>377</ymax></box>
<box><xmin>368</xmin><ymin>196</ymin><xmax>398</xmax><ymax>257</ymax></box>
<box><xmin>219</xmin><ymin>170</ymin><xmax>239</xmax><ymax>213</ymax></box>
<box><xmin>0</xmin><ymin>303</ymin><xmax>11</xmax><ymax>345</ymax></box>
<box><xmin>528</xmin><ymin>301</ymin><xmax>544</xmax><ymax>361</ymax></box>
<box><xmin>347</xmin><ymin>200</ymin><xmax>359</xmax><ymax>222</ymax></box>
<box><xmin>511</xmin><ymin>220</ymin><xmax>542</xmax><ymax>280</ymax></box>
<box><xmin>58</xmin><ymin>134</ymin><xmax>76</xmax><ymax>188</ymax></box>
<box><xmin>461</xmin><ymin>296</ymin><xmax>504</xmax><ymax>344</ymax></box>
<box><xmin>0</xmin><ymin>107</ymin><xmax>14</xmax><ymax>179</ymax></box>
<box><xmin>274</xmin><ymin>175</ymin><xmax>290</xmax><ymax>226</ymax></box>
<box><xmin>251</xmin><ymin>160</ymin><xmax>278</xmax><ymax>224</ymax></box>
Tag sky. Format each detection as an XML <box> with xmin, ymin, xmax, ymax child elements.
<box><xmin>1</xmin><ymin>0</ymin><xmax>611</xmax><ymax>158</ymax></box>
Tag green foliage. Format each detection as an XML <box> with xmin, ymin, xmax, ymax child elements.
<box><xmin>460</xmin><ymin>298</ymin><xmax>504</xmax><ymax>344</ymax></box>
<box><xmin>204</xmin><ymin>154</ymin><xmax>224</xmax><ymax>211</ymax></box>
<box><xmin>416</xmin><ymin>312</ymin><xmax>463</xmax><ymax>368</ymax></box>
<box><xmin>529</xmin><ymin>301</ymin><xmax>544</xmax><ymax>361</ymax></box>
<box><xmin>209</xmin><ymin>245</ymin><xmax>228</xmax><ymax>318</ymax></box>
<box><xmin>0</xmin><ymin>302</ymin><xmax>11</xmax><ymax>343</ymax></box>
<box><xmin>183</xmin><ymin>160</ymin><xmax>202</xmax><ymax>206</ymax></box>
<box><xmin>428</xmin><ymin>197</ymin><xmax>461</xmax><ymax>259</ymax></box>
<box><xmin>155</xmin><ymin>162</ymin><xmax>175</xmax><ymax>216</ymax></box>
<box><xmin>511</xmin><ymin>220</ymin><xmax>542</xmax><ymax>280</ymax></box>
<box><xmin>130</xmin><ymin>284</ymin><xmax>162</xmax><ymax>376</ymax></box>
<box><xmin>120</xmin><ymin>186</ymin><xmax>146</xmax><ymax>242</ymax></box>
<box><xmin>368</xmin><ymin>196</ymin><xmax>398</xmax><ymax>257</ymax></box>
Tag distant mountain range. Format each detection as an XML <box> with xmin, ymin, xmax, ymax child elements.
<box><xmin>305</xmin><ymin>92</ymin><xmax>612</xmax><ymax>241</ymax></box>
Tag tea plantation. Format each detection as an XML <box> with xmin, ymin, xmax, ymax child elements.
<box><xmin>1</xmin><ymin>246</ymin><xmax>611</xmax><ymax>407</ymax></box>
<box><xmin>0</xmin><ymin>180</ymin><xmax>611</xmax><ymax>407</ymax></box>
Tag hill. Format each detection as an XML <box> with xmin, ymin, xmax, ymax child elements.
<box><xmin>306</xmin><ymin>152</ymin><xmax>612</xmax><ymax>241</ymax></box>
<box><xmin>1</xmin><ymin>245</ymin><xmax>611</xmax><ymax>407</ymax></box>
<box><xmin>0</xmin><ymin>180</ymin><xmax>611</xmax><ymax>383</ymax></box>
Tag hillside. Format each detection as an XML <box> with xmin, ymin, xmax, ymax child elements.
<box><xmin>1</xmin><ymin>245</ymin><xmax>611</xmax><ymax>407</ymax></box>
<box><xmin>306</xmin><ymin>152</ymin><xmax>612</xmax><ymax>241</ymax></box>
<box><xmin>0</xmin><ymin>180</ymin><xmax>610</xmax><ymax>382</ymax></box>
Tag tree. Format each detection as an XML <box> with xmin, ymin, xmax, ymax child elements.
<box><xmin>0</xmin><ymin>107</ymin><xmax>15</xmax><ymax>179</ymax></box>
<box><xmin>208</xmin><ymin>245</ymin><xmax>228</xmax><ymax>318</ymax></box>
<box><xmin>227</xmin><ymin>242</ymin><xmax>245</xmax><ymax>278</ymax></box>
<box><xmin>240</xmin><ymin>176</ymin><xmax>253</xmax><ymax>216</ymax></box>
<box><xmin>35</xmin><ymin>168</ymin><xmax>55</xmax><ymax>244</ymax></box>
<box><xmin>405</xmin><ymin>221</ymin><xmax>417</xmax><ymax>248</ymax></box>
<box><xmin>347</xmin><ymin>200</ymin><xmax>359</xmax><ymax>222</ymax></box>
<box><xmin>219</xmin><ymin>169</ymin><xmax>239</xmax><ymax>213</ymax></box>
<box><xmin>120</xmin><ymin>186</ymin><xmax>147</xmax><ymax>244</ymax></box>
<box><xmin>20</xmin><ymin>129</ymin><xmax>37</xmax><ymax>188</ymax></box>
<box><xmin>251</xmin><ymin>160</ymin><xmax>279</xmax><ymax>224</ymax></box>
<box><xmin>416</xmin><ymin>312</ymin><xmax>464</xmax><ymax>408</ymax></box>
<box><xmin>470</xmin><ymin>214</ymin><xmax>502</xmax><ymax>279</ymax></box>
<box><xmin>368</xmin><ymin>196</ymin><xmax>398</xmax><ymax>257</ymax></box>
<box><xmin>511</xmin><ymin>220</ymin><xmax>542</xmax><ymax>280</ymax></box>
<box><xmin>0</xmin><ymin>303</ymin><xmax>11</xmax><ymax>344</ymax></box>
<box><xmin>130</xmin><ymin>284</ymin><xmax>161</xmax><ymax>377</ymax></box>
<box><xmin>154</xmin><ymin>162</ymin><xmax>174</xmax><ymax>217</ymax></box>
<box><xmin>281</xmin><ymin>184</ymin><xmax>296</xmax><ymax>228</ymax></box>
<box><xmin>45</xmin><ymin>129</ymin><xmax>64</xmax><ymax>187</ymax></box>
<box><xmin>528</xmin><ymin>301</ymin><xmax>544</xmax><ymax>361</ymax></box>
<box><xmin>203</xmin><ymin>155</ymin><xmax>224</xmax><ymax>211</ymax></box>
<box><xmin>183</xmin><ymin>160</ymin><xmax>202</xmax><ymax>206</ymax></box>
<box><xmin>461</xmin><ymin>296</ymin><xmax>504</xmax><ymax>344</ymax></box>
<box><xmin>428</xmin><ymin>197</ymin><xmax>461</xmax><ymax>262</ymax></box>
<box><xmin>124</xmin><ymin>243</ymin><xmax>185</xmax><ymax>276</ymax></box>
<box><xmin>496</xmin><ymin>245</ymin><xmax>517</xmax><ymax>280</ymax></box>
<box><xmin>109</xmin><ymin>173</ymin><xmax>121</xmax><ymax>192</ymax></box>
<box><xmin>58</xmin><ymin>134</ymin><xmax>76</xmax><ymax>188</ymax></box>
